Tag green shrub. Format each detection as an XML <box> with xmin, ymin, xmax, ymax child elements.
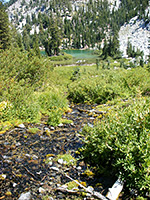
<box><xmin>68</xmin><ymin>75</ymin><xmax>126</xmax><ymax>104</ymax></box>
<box><xmin>68</xmin><ymin>67</ymin><xmax>150</xmax><ymax>104</ymax></box>
<box><xmin>49</xmin><ymin>53</ymin><xmax>72</xmax><ymax>61</ymax></box>
<box><xmin>81</xmin><ymin>97</ymin><xmax>150</xmax><ymax>195</ymax></box>
<box><xmin>38</xmin><ymin>90</ymin><xmax>68</xmax><ymax>126</ymax></box>
<box><xmin>0</xmin><ymin>48</ymin><xmax>53</xmax><ymax>123</ymax></box>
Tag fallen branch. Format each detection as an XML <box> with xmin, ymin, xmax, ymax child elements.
<box><xmin>57</xmin><ymin>185</ymin><xmax>79</xmax><ymax>194</ymax></box>
<box><xmin>63</xmin><ymin>173</ymin><xmax>108</xmax><ymax>200</ymax></box>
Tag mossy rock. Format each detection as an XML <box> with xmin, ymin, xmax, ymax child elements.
<box><xmin>55</xmin><ymin>153</ymin><xmax>76</xmax><ymax>166</ymax></box>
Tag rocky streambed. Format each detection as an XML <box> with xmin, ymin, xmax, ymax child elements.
<box><xmin>0</xmin><ymin>104</ymin><xmax>116</xmax><ymax>200</ymax></box>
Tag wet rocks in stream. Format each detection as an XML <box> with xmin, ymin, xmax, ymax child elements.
<box><xmin>0</xmin><ymin>104</ymin><xmax>114</xmax><ymax>199</ymax></box>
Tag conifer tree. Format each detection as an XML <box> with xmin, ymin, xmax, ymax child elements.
<box><xmin>22</xmin><ymin>29</ymin><xmax>30</xmax><ymax>51</ymax></box>
<box><xmin>33</xmin><ymin>30</ymin><xmax>40</xmax><ymax>57</ymax></box>
<box><xmin>44</xmin><ymin>21</ymin><xmax>61</xmax><ymax>56</ymax></box>
<box><xmin>0</xmin><ymin>1</ymin><xmax>11</xmax><ymax>49</ymax></box>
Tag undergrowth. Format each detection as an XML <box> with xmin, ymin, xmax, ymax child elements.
<box><xmin>80</xmin><ymin>97</ymin><xmax>150</xmax><ymax>196</ymax></box>
<box><xmin>0</xmin><ymin>48</ymin><xmax>150</xmax><ymax>197</ymax></box>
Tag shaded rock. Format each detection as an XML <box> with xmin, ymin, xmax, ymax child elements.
<box><xmin>18</xmin><ymin>191</ymin><xmax>31</xmax><ymax>200</ymax></box>
<box><xmin>38</xmin><ymin>187</ymin><xmax>46</xmax><ymax>194</ymax></box>
<box><xmin>50</xmin><ymin>167</ymin><xmax>59</xmax><ymax>171</ymax></box>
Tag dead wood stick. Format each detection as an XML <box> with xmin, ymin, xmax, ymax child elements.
<box><xmin>57</xmin><ymin>186</ymin><xmax>78</xmax><ymax>194</ymax></box>
<box><xmin>7</xmin><ymin>128</ymin><xmax>18</xmax><ymax>134</ymax></box>
<box><xmin>41</xmin><ymin>175</ymin><xmax>47</xmax><ymax>182</ymax></box>
<box><xmin>23</xmin><ymin>166</ymin><xmax>37</xmax><ymax>179</ymax></box>
<box><xmin>64</xmin><ymin>173</ymin><xmax>108</xmax><ymax>200</ymax></box>
<box><xmin>0</xmin><ymin>196</ymin><xmax>5</xmax><ymax>200</ymax></box>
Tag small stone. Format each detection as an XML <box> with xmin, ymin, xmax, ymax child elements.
<box><xmin>0</xmin><ymin>174</ymin><xmax>6</xmax><ymax>180</ymax></box>
<box><xmin>49</xmin><ymin>198</ymin><xmax>54</xmax><ymax>200</ymax></box>
<box><xmin>38</xmin><ymin>187</ymin><xmax>45</xmax><ymax>194</ymax></box>
<box><xmin>18</xmin><ymin>191</ymin><xmax>31</xmax><ymax>200</ymax></box>
<box><xmin>25</xmin><ymin>154</ymin><xmax>31</xmax><ymax>158</ymax></box>
<box><xmin>50</xmin><ymin>126</ymin><xmax>55</xmax><ymax>130</ymax></box>
<box><xmin>16</xmin><ymin>142</ymin><xmax>21</xmax><ymax>146</ymax></box>
<box><xmin>48</xmin><ymin>161</ymin><xmax>53</xmax><ymax>166</ymax></box>
<box><xmin>13</xmin><ymin>183</ymin><xmax>17</xmax><ymax>187</ymax></box>
<box><xmin>87</xmin><ymin>123</ymin><xmax>94</xmax><ymax>128</ymax></box>
<box><xmin>18</xmin><ymin>124</ymin><xmax>26</xmax><ymax>129</ymax></box>
<box><xmin>44</xmin><ymin>127</ymin><xmax>50</xmax><ymax>131</ymax></box>
<box><xmin>3</xmin><ymin>155</ymin><xmax>10</xmax><ymax>159</ymax></box>
<box><xmin>57</xmin><ymin>158</ymin><xmax>64</xmax><ymax>165</ymax></box>
<box><xmin>76</xmin><ymin>166</ymin><xmax>82</xmax><ymax>171</ymax></box>
<box><xmin>32</xmin><ymin>155</ymin><xmax>38</xmax><ymax>160</ymax></box>
<box><xmin>5</xmin><ymin>160</ymin><xmax>12</xmax><ymax>164</ymax></box>
<box><xmin>50</xmin><ymin>167</ymin><xmax>59</xmax><ymax>171</ymax></box>
<box><xmin>89</xmin><ymin>117</ymin><xmax>95</xmax><ymax>120</ymax></box>
<box><xmin>36</xmin><ymin>171</ymin><xmax>42</xmax><ymax>175</ymax></box>
<box><xmin>4</xmin><ymin>142</ymin><xmax>9</xmax><ymax>145</ymax></box>
<box><xmin>58</xmin><ymin>123</ymin><xmax>63</xmax><ymax>127</ymax></box>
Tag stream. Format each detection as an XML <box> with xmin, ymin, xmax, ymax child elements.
<box><xmin>0</xmin><ymin>104</ymin><xmax>116</xmax><ymax>200</ymax></box>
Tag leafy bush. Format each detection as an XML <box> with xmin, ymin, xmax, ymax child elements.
<box><xmin>68</xmin><ymin>72</ymin><xmax>127</xmax><ymax>103</ymax></box>
<box><xmin>38</xmin><ymin>90</ymin><xmax>68</xmax><ymax>126</ymax></box>
<box><xmin>68</xmin><ymin>67</ymin><xmax>150</xmax><ymax>104</ymax></box>
<box><xmin>49</xmin><ymin>53</ymin><xmax>72</xmax><ymax>61</ymax></box>
<box><xmin>81</xmin><ymin>97</ymin><xmax>150</xmax><ymax>195</ymax></box>
<box><xmin>0</xmin><ymin>48</ymin><xmax>66</xmax><ymax>124</ymax></box>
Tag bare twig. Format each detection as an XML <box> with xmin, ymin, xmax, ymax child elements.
<box><xmin>23</xmin><ymin>166</ymin><xmax>37</xmax><ymax>179</ymax></box>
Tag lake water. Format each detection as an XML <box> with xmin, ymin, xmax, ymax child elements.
<box><xmin>62</xmin><ymin>49</ymin><xmax>98</xmax><ymax>60</ymax></box>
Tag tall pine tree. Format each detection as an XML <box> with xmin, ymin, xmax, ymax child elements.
<box><xmin>0</xmin><ymin>1</ymin><xmax>11</xmax><ymax>49</ymax></box>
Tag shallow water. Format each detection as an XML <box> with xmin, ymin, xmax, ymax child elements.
<box><xmin>62</xmin><ymin>49</ymin><xmax>99</xmax><ymax>59</ymax></box>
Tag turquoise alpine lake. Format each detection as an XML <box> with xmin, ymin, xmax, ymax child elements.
<box><xmin>62</xmin><ymin>49</ymin><xmax>99</xmax><ymax>59</ymax></box>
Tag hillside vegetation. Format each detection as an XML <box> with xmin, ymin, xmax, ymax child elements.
<box><xmin>0</xmin><ymin>1</ymin><xmax>150</xmax><ymax>199</ymax></box>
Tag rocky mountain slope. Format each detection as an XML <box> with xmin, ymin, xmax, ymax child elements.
<box><xmin>7</xmin><ymin>0</ymin><xmax>150</xmax><ymax>59</ymax></box>
<box><xmin>119</xmin><ymin>16</ymin><xmax>150</xmax><ymax>60</ymax></box>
